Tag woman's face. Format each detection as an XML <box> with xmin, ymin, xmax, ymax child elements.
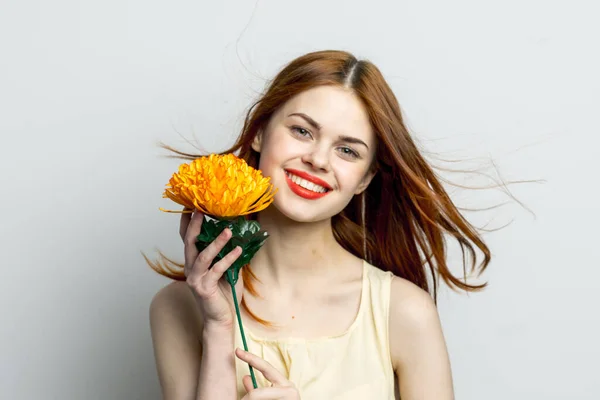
<box><xmin>252</xmin><ymin>85</ymin><xmax>377</xmax><ymax>223</ymax></box>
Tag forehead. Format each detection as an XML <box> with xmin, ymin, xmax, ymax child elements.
<box><xmin>277</xmin><ymin>86</ymin><xmax>374</xmax><ymax>141</ymax></box>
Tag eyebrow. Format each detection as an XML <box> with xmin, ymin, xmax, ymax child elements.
<box><xmin>287</xmin><ymin>112</ymin><xmax>370</xmax><ymax>149</ymax></box>
<box><xmin>289</xmin><ymin>112</ymin><xmax>322</xmax><ymax>130</ymax></box>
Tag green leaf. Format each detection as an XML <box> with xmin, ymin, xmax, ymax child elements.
<box><xmin>197</xmin><ymin>217</ymin><xmax>225</xmax><ymax>242</ymax></box>
<box><xmin>194</xmin><ymin>215</ymin><xmax>270</xmax><ymax>285</ymax></box>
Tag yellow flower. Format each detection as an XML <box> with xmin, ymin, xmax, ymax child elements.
<box><xmin>160</xmin><ymin>153</ymin><xmax>276</xmax><ymax>218</ymax></box>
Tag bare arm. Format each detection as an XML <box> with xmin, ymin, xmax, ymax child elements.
<box><xmin>389</xmin><ymin>277</ymin><xmax>454</xmax><ymax>399</ymax></box>
<box><xmin>149</xmin><ymin>210</ymin><xmax>246</xmax><ymax>399</ymax></box>
<box><xmin>150</xmin><ymin>282</ymin><xmax>203</xmax><ymax>399</ymax></box>
<box><xmin>149</xmin><ymin>281</ymin><xmax>238</xmax><ymax>400</ymax></box>
<box><xmin>198</xmin><ymin>323</ymin><xmax>237</xmax><ymax>400</ymax></box>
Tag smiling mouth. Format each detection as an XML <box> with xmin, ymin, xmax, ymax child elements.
<box><xmin>284</xmin><ymin>170</ymin><xmax>331</xmax><ymax>193</ymax></box>
<box><xmin>284</xmin><ymin>170</ymin><xmax>332</xmax><ymax>200</ymax></box>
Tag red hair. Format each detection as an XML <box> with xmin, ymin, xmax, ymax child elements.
<box><xmin>145</xmin><ymin>50</ymin><xmax>491</xmax><ymax>323</ymax></box>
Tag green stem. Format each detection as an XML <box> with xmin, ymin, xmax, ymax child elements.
<box><xmin>227</xmin><ymin>270</ymin><xmax>258</xmax><ymax>389</ymax></box>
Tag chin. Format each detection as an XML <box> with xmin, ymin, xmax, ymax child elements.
<box><xmin>268</xmin><ymin>192</ymin><xmax>347</xmax><ymax>224</ymax></box>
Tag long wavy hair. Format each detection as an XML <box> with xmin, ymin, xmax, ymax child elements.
<box><xmin>145</xmin><ymin>50</ymin><xmax>491</xmax><ymax>323</ymax></box>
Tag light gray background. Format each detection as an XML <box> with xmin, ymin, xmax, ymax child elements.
<box><xmin>1</xmin><ymin>1</ymin><xmax>598</xmax><ymax>399</ymax></box>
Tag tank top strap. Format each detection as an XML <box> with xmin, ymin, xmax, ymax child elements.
<box><xmin>360</xmin><ymin>259</ymin><xmax>395</xmax><ymax>370</ymax></box>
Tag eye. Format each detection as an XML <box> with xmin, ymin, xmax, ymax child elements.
<box><xmin>290</xmin><ymin>126</ymin><xmax>312</xmax><ymax>138</ymax></box>
<box><xmin>338</xmin><ymin>147</ymin><xmax>360</xmax><ymax>159</ymax></box>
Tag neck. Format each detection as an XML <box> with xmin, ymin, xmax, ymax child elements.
<box><xmin>250</xmin><ymin>207</ymin><xmax>349</xmax><ymax>291</ymax></box>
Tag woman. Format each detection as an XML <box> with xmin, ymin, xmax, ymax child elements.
<box><xmin>148</xmin><ymin>50</ymin><xmax>489</xmax><ymax>400</ymax></box>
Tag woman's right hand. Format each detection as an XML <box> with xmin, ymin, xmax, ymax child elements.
<box><xmin>180</xmin><ymin>208</ymin><xmax>244</xmax><ymax>329</ymax></box>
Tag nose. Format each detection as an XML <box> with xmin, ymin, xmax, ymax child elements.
<box><xmin>301</xmin><ymin>146</ymin><xmax>330</xmax><ymax>172</ymax></box>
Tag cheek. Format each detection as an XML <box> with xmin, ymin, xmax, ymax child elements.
<box><xmin>335</xmin><ymin>166</ymin><xmax>368</xmax><ymax>192</ymax></box>
<box><xmin>257</xmin><ymin>135</ymin><xmax>288</xmax><ymax>174</ymax></box>
<box><xmin>259</xmin><ymin>130</ymin><xmax>301</xmax><ymax>165</ymax></box>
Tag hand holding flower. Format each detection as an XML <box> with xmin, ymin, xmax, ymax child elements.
<box><xmin>161</xmin><ymin>153</ymin><xmax>277</xmax><ymax>389</ymax></box>
<box><xmin>181</xmin><ymin>209</ymin><xmax>244</xmax><ymax>328</ymax></box>
<box><xmin>162</xmin><ymin>153</ymin><xmax>276</xmax><ymax>286</ymax></box>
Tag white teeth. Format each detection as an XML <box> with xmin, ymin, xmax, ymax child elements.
<box><xmin>287</xmin><ymin>172</ymin><xmax>328</xmax><ymax>193</ymax></box>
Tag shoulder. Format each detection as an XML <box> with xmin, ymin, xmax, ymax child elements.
<box><xmin>149</xmin><ymin>281</ymin><xmax>204</xmax><ymax>398</ymax></box>
<box><xmin>388</xmin><ymin>276</ymin><xmax>446</xmax><ymax>370</ymax></box>
<box><xmin>389</xmin><ymin>276</ymin><xmax>438</xmax><ymax>327</ymax></box>
<box><xmin>150</xmin><ymin>280</ymin><xmax>196</xmax><ymax>311</ymax></box>
<box><xmin>150</xmin><ymin>281</ymin><xmax>203</xmax><ymax>331</ymax></box>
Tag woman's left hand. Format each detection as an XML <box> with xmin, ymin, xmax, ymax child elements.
<box><xmin>235</xmin><ymin>348</ymin><xmax>301</xmax><ymax>400</ymax></box>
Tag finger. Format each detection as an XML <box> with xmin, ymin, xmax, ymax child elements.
<box><xmin>190</xmin><ymin>227</ymin><xmax>233</xmax><ymax>276</ymax></box>
<box><xmin>183</xmin><ymin>210</ymin><xmax>205</xmax><ymax>270</ymax></box>
<box><xmin>179</xmin><ymin>207</ymin><xmax>194</xmax><ymax>240</ymax></box>
<box><xmin>205</xmin><ymin>246</ymin><xmax>242</xmax><ymax>285</ymax></box>
<box><xmin>241</xmin><ymin>387</ymin><xmax>293</xmax><ymax>400</ymax></box>
<box><xmin>242</xmin><ymin>375</ymin><xmax>254</xmax><ymax>393</ymax></box>
<box><xmin>235</xmin><ymin>348</ymin><xmax>289</xmax><ymax>387</ymax></box>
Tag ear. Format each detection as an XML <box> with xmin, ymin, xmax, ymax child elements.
<box><xmin>354</xmin><ymin>168</ymin><xmax>376</xmax><ymax>195</ymax></box>
<box><xmin>251</xmin><ymin>131</ymin><xmax>262</xmax><ymax>153</ymax></box>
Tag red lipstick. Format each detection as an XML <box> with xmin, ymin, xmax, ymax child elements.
<box><xmin>285</xmin><ymin>169</ymin><xmax>333</xmax><ymax>190</ymax></box>
<box><xmin>284</xmin><ymin>169</ymin><xmax>332</xmax><ymax>200</ymax></box>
